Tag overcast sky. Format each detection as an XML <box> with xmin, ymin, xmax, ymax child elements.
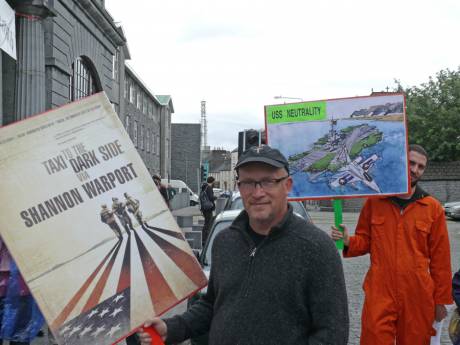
<box><xmin>105</xmin><ymin>0</ymin><xmax>460</xmax><ymax>150</ymax></box>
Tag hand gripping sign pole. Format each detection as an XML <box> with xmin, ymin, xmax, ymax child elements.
<box><xmin>333</xmin><ymin>199</ymin><xmax>344</xmax><ymax>250</ymax></box>
<box><xmin>144</xmin><ymin>327</ymin><xmax>164</xmax><ymax>345</ymax></box>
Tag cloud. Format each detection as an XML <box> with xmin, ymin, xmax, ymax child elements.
<box><xmin>179</xmin><ymin>23</ymin><xmax>248</xmax><ymax>43</ymax></box>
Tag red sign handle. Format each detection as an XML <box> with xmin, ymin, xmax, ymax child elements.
<box><xmin>143</xmin><ymin>326</ymin><xmax>165</xmax><ymax>345</ymax></box>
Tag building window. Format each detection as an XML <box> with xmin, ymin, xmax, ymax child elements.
<box><xmin>129</xmin><ymin>82</ymin><xmax>135</xmax><ymax>104</ymax></box>
<box><xmin>137</xmin><ymin>91</ymin><xmax>142</xmax><ymax>110</ymax></box>
<box><xmin>143</xmin><ymin>97</ymin><xmax>148</xmax><ymax>115</ymax></box>
<box><xmin>156</xmin><ymin>135</ymin><xmax>160</xmax><ymax>155</ymax></box>
<box><xmin>124</xmin><ymin>78</ymin><xmax>129</xmax><ymax>99</ymax></box>
<box><xmin>140</xmin><ymin>125</ymin><xmax>144</xmax><ymax>150</ymax></box>
<box><xmin>112</xmin><ymin>50</ymin><xmax>119</xmax><ymax>80</ymax></box>
<box><xmin>148</xmin><ymin>102</ymin><xmax>153</xmax><ymax>117</ymax></box>
<box><xmin>151</xmin><ymin>134</ymin><xmax>155</xmax><ymax>153</ymax></box>
<box><xmin>70</xmin><ymin>57</ymin><xmax>99</xmax><ymax>101</ymax></box>
<box><xmin>133</xmin><ymin>120</ymin><xmax>138</xmax><ymax>147</ymax></box>
<box><xmin>125</xmin><ymin>115</ymin><xmax>130</xmax><ymax>137</ymax></box>
<box><xmin>146</xmin><ymin>130</ymin><xmax>150</xmax><ymax>152</ymax></box>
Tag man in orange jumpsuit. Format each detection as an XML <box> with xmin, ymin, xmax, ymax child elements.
<box><xmin>332</xmin><ymin>144</ymin><xmax>453</xmax><ymax>344</ymax></box>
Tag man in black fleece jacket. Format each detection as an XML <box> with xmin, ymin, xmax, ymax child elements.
<box><xmin>139</xmin><ymin>145</ymin><xmax>349</xmax><ymax>345</ymax></box>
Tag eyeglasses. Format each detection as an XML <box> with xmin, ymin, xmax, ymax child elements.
<box><xmin>237</xmin><ymin>175</ymin><xmax>289</xmax><ymax>192</ymax></box>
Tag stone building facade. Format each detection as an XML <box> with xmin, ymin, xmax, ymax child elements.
<box><xmin>0</xmin><ymin>0</ymin><xmax>172</xmax><ymax>175</ymax></box>
<box><xmin>170</xmin><ymin>123</ymin><xmax>201</xmax><ymax>192</ymax></box>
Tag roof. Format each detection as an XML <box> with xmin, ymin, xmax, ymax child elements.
<box><xmin>210</xmin><ymin>159</ymin><xmax>231</xmax><ymax>173</ymax></box>
<box><xmin>125</xmin><ymin>64</ymin><xmax>162</xmax><ymax>106</ymax></box>
<box><xmin>155</xmin><ymin>95</ymin><xmax>175</xmax><ymax>113</ymax></box>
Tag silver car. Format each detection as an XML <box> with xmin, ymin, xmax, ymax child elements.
<box><xmin>444</xmin><ymin>201</ymin><xmax>460</xmax><ymax>220</ymax></box>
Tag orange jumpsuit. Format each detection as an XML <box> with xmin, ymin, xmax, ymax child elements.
<box><xmin>344</xmin><ymin>196</ymin><xmax>453</xmax><ymax>345</ymax></box>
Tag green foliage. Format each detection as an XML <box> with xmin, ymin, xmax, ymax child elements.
<box><xmin>396</xmin><ymin>68</ymin><xmax>460</xmax><ymax>161</ymax></box>
<box><xmin>289</xmin><ymin>150</ymin><xmax>310</xmax><ymax>161</ymax></box>
<box><xmin>349</xmin><ymin>133</ymin><xmax>383</xmax><ymax>158</ymax></box>
<box><xmin>307</xmin><ymin>153</ymin><xmax>335</xmax><ymax>172</ymax></box>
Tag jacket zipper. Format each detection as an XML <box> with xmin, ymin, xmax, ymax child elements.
<box><xmin>243</xmin><ymin>247</ymin><xmax>257</xmax><ymax>297</ymax></box>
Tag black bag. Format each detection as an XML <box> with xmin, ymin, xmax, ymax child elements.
<box><xmin>200</xmin><ymin>188</ymin><xmax>213</xmax><ymax>211</ymax></box>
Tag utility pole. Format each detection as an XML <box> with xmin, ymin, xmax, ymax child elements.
<box><xmin>201</xmin><ymin>100</ymin><xmax>207</xmax><ymax>150</ymax></box>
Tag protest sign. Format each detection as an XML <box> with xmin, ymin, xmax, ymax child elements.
<box><xmin>0</xmin><ymin>93</ymin><xmax>207</xmax><ymax>344</ymax></box>
<box><xmin>265</xmin><ymin>94</ymin><xmax>409</xmax><ymax>199</ymax></box>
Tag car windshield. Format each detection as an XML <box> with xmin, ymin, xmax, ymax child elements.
<box><xmin>229</xmin><ymin>197</ymin><xmax>244</xmax><ymax>210</ymax></box>
<box><xmin>203</xmin><ymin>220</ymin><xmax>233</xmax><ymax>267</ymax></box>
<box><xmin>229</xmin><ymin>197</ymin><xmax>310</xmax><ymax>222</ymax></box>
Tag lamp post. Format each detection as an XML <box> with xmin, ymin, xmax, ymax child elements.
<box><xmin>274</xmin><ymin>95</ymin><xmax>304</xmax><ymax>103</ymax></box>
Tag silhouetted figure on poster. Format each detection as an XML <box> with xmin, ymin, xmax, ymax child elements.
<box><xmin>112</xmin><ymin>197</ymin><xmax>134</xmax><ymax>232</ymax></box>
<box><xmin>124</xmin><ymin>193</ymin><xmax>144</xmax><ymax>226</ymax></box>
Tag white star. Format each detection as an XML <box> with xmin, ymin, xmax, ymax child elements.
<box><xmin>99</xmin><ymin>308</ymin><xmax>110</xmax><ymax>318</ymax></box>
<box><xmin>113</xmin><ymin>294</ymin><xmax>124</xmax><ymax>303</ymax></box>
<box><xmin>91</xmin><ymin>326</ymin><xmax>105</xmax><ymax>337</ymax></box>
<box><xmin>87</xmin><ymin>309</ymin><xmax>99</xmax><ymax>318</ymax></box>
<box><xmin>80</xmin><ymin>326</ymin><xmax>92</xmax><ymax>336</ymax></box>
<box><xmin>68</xmin><ymin>325</ymin><xmax>81</xmax><ymax>336</ymax></box>
<box><xmin>60</xmin><ymin>325</ymin><xmax>72</xmax><ymax>335</ymax></box>
<box><xmin>106</xmin><ymin>324</ymin><xmax>121</xmax><ymax>337</ymax></box>
<box><xmin>110</xmin><ymin>307</ymin><xmax>123</xmax><ymax>318</ymax></box>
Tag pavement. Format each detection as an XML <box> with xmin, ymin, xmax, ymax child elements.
<box><xmin>26</xmin><ymin>208</ymin><xmax>460</xmax><ymax>345</ymax></box>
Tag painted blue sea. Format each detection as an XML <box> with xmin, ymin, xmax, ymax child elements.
<box><xmin>268</xmin><ymin>119</ymin><xmax>408</xmax><ymax>199</ymax></box>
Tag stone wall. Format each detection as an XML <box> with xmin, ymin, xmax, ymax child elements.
<box><xmin>170</xmin><ymin>123</ymin><xmax>201</xmax><ymax>193</ymax></box>
<box><xmin>419</xmin><ymin>161</ymin><xmax>460</xmax><ymax>203</ymax></box>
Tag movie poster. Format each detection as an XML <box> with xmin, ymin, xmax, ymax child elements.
<box><xmin>265</xmin><ymin>94</ymin><xmax>409</xmax><ymax>199</ymax></box>
<box><xmin>0</xmin><ymin>93</ymin><xmax>207</xmax><ymax>344</ymax></box>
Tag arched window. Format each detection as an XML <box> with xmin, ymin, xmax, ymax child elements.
<box><xmin>69</xmin><ymin>57</ymin><xmax>101</xmax><ymax>101</ymax></box>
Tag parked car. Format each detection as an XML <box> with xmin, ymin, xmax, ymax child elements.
<box><xmin>212</xmin><ymin>188</ymin><xmax>223</xmax><ymax>198</ymax></box>
<box><xmin>162</xmin><ymin>179</ymin><xmax>199</xmax><ymax>206</ymax></box>
<box><xmin>188</xmin><ymin>197</ymin><xmax>312</xmax><ymax>345</ymax></box>
<box><xmin>444</xmin><ymin>201</ymin><xmax>460</xmax><ymax>220</ymax></box>
<box><xmin>224</xmin><ymin>191</ymin><xmax>312</xmax><ymax>223</ymax></box>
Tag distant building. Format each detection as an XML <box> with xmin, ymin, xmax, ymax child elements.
<box><xmin>0</xmin><ymin>0</ymin><xmax>172</xmax><ymax>175</ymax></box>
<box><xmin>170</xmin><ymin>123</ymin><xmax>201</xmax><ymax>192</ymax></box>
<box><xmin>208</xmin><ymin>149</ymin><xmax>234</xmax><ymax>191</ymax></box>
<box><xmin>121</xmin><ymin>65</ymin><xmax>173</xmax><ymax>175</ymax></box>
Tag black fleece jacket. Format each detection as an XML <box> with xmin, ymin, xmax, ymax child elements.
<box><xmin>165</xmin><ymin>205</ymin><xmax>349</xmax><ymax>345</ymax></box>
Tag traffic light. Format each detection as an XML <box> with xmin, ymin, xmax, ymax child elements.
<box><xmin>200</xmin><ymin>163</ymin><xmax>209</xmax><ymax>182</ymax></box>
<box><xmin>238</xmin><ymin>129</ymin><xmax>266</xmax><ymax>158</ymax></box>
<box><xmin>200</xmin><ymin>166</ymin><xmax>205</xmax><ymax>181</ymax></box>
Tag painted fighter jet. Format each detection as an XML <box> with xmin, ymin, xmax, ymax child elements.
<box><xmin>330</xmin><ymin>153</ymin><xmax>381</xmax><ymax>193</ymax></box>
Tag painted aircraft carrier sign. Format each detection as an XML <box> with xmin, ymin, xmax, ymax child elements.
<box><xmin>265</xmin><ymin>94</ymin><xmax>409</xmax><ymax>200</ymax></box>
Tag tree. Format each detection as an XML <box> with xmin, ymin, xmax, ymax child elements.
<box><xmin>396</xmin><ymin>68</ymin><xmax>460</xmax><ymax>161</ymax></box>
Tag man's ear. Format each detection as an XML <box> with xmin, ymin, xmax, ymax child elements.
<box><xmin>285</xmin><ymin>176</ymin><xmax>293</xmax><ymax>193</ymax></box>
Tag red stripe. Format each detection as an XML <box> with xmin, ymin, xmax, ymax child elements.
<box><xmin>50</xmin><ymin>242</ymin><xmax>120</xmax><ymax>330</ymax></box>
<box><xmin>81</xmin><ymin>241</ymin><xmax>123</xmax><ymax>313</ymax></box>
<box><xmin>133</xmin><ymin>231</ymin><xmax>178</xmax><ymax>314</ymax></box>
<box><xmin>143</xmin><ymin>225</ymin><xmax>185</xmax><ymax>240</ymax></box>
<box><xmin>142</xmin><ymin>230</ymin><xmax>207</xmax><ymax>288</ymax></box>
<box><xmin>117</xmin><ymin>235</ymin><xmax>131</xmax><ymax>293</ymax></box>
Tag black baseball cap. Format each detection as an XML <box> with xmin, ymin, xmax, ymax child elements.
<box><xmin>235</xmin><ymin>145</ymin><xmax>289</xmax><ymax>173</ymax></box>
